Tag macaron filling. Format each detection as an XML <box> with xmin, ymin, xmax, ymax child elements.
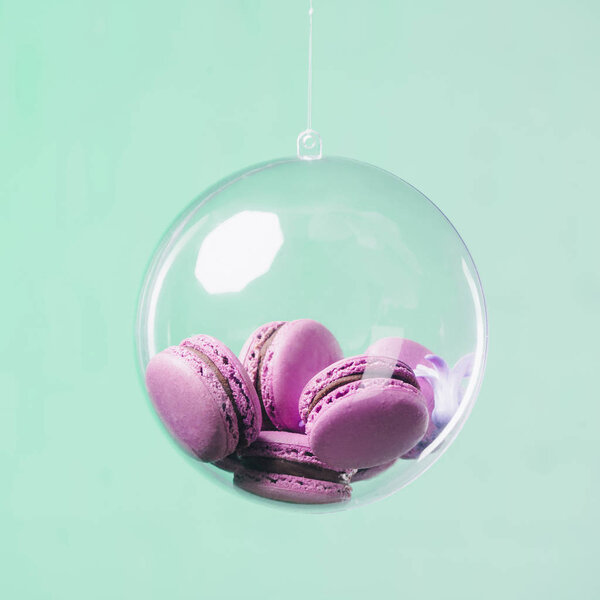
<box><xmin>239</xmin><ymin>456</ymin><xmax>347</xmax><ymax>484</ymax></box>
<box><xmin>185</xmin><ymin>346</ymin><xmax>248</xmax><ymax>445</ymax></box>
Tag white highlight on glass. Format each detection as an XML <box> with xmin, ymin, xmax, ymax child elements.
<box><xmin>195</xmin><ymin>211</ymin><xmax>284</xmax><ymax>294</ymax></box>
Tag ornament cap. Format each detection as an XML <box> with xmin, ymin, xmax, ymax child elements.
<box><xmin>297</xmin><ymin>129</ymin><xmax>322</xmax><ymax>161</ymax></box>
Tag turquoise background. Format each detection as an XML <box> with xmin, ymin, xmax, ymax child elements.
<box><xmin>2</xmin><ymin>1</ymin><xmax>598</xmax><ymax>598</ymax></box>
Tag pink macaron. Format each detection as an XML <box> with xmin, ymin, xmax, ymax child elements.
<box><xmin>366</xmin><ymin>337</ymin><xmax>437</xmax><ymax>458</ymax></box>
<box><xmin>239</xmin><ymin>320</ymin><xmax>285</xmax><ymax>430</ymax></box>
<box><xmin>145</xmin><ymin>334</ymin><xmax>262</xmax><ymax>462</ymax></box>
<box><xmin>234</xmin><ymin>431</ymin><xmax>352</xmax><ymax>504</ymax></box>
<box><xmin>240</xmin><ymin>319</ymin><xmax>343</xmax><ymax>432</ymax></box>
<box><xmin>299</xmin><ymin>355</ymin><xmax>429</xmax><ymax>469</ymax></box>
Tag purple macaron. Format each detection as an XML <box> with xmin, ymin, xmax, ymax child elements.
<box><xmin>234</xmin><ymin>431</ymin><xmax>352</xmax><ymax>504</ymax></box>
<box><xmin>240</xmin><ymin>319</ymin><xmax>343</xmax><ymax>433</ymax></box>
<box><xmin>299</xmin><ymin>355</ymin><xmax>429</xmax><ymax>470</ymax></box>
<box><xmin>145</xmin><ymin>334</ymin><xmax>262</xmax><ymax>462</ymax></box>
<box><xmin>366</xmin><ymin>337</ymin><xmax>437</xmax><ymax>458</ymax></box>
<box><xmin>238</xmin><ymin>320</ymin><xmax>285</xmax><ymax>430</ymax></box>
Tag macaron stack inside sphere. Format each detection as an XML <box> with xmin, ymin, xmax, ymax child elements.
<box><xmin>145</xmin><ymin>323</ymin><xmax>451</xmax><ymax>505</ymax></box>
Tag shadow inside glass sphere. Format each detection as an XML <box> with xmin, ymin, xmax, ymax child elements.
<box><xmin>136</xmin><ymin>156</ymin><xmax>487</xmax><ymax>513</ymax></box>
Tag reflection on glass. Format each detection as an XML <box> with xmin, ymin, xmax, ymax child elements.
<box><xmin>195</xmin><ymin>211</ymin><xmax>284</xmax><ymax>294</ymax></box>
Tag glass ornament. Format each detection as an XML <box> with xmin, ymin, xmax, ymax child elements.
<box><xmin>135</xmin><ymin>155</ymin><xmax>487</xmax><ymax>512</ymax></box>
<box><xmin>135</xmin><ymin>1</ymin><xmax>486</xmax><ymax>512</ymax></box>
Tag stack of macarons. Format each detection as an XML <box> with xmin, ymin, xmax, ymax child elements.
<box><xmin>145</xmin><ymin>319</ymin><xmax>442</xmax><ymax>505</ymax></box>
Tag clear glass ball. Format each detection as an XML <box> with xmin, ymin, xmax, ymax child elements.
<box><xmin>135</xmin><ymin>156</ymin><xmax>488</xmax><ymax>513</ymax></box>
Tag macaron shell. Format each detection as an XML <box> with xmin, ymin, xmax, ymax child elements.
<box><xmin>145</xmin><ymin>349</ymin><xmax>234</xmax><ymax>461</ymax></box>
<box><xmin>261</xmin><ymin>319</ymin><xmax>343</xmax><ymax>432</ymax></box>
<box><xmin>366</xmin><ymin>337</ymin><xmax>439</xmax><ymax>457</ymax></box>
<box><xmin>306</xmin><ymin>378</ymin><xmax>429</xmax><ymax>469</ymax></box>
<box><xmin>298</xmin><ymin>354</ymin><xmax>419</xmax><ymax>422</ymax></box>
<box><xmin>234</xmin><ymin>470</ymin><xmax>351</xmax><ymax>504</ymax></box>
<box><xmin>240</xmin><ymin>321</ymin><xmax>286</xmax><ymax>431</ymax></box>
<box><xmin>240</xmin><ymin>431</ymin><xmax>340</xmax><ymax>469</ymax></box>
<box><xmin>239</xmin><ymin>321</ymin><xmax>286</xmax><ymax>386</ymax></box>
<box><xmin>366</xmin><ymin>337</ymin><xmax>435</xmax><ymax>412</ymax></box>
<box><xmin>184</xmin><ymin>334</ymin><xmax>262</xmax><ymax>447</ymax></box>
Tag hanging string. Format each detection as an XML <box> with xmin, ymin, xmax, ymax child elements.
<box><xmin>297</xmin><ymin>0</ymin><xmax>322</xmax><ymax>160</ymax></box>
<box><xmin>307</xmin><ymin>0</ymin><xmax>313</xmax><ymax>130</ymax></box>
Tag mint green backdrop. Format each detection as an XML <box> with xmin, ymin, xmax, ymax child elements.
<box><xmin>2</xmin><ymin>1</ymin><xmax>598</xmax><ymax>598</ymax></box>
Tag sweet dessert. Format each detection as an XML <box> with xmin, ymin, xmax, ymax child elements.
<box><xmin>240</xmin><ymin>319</ymin><xmax>342</xmax><ymax>432</ymax></box>
<box><xmin>145</xmin><ymin>334</ymin><xmax>261</xmax><ymax>462</ymax></box>
<box><xmin>299</xmin><ymin>355</ymin><xmax>429</xmax><ymax>469</ymax></box>
<box><xmin>234</xmin><ymin>431</ymin><xmax>352</xmax><ymax>504</ymax></box>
